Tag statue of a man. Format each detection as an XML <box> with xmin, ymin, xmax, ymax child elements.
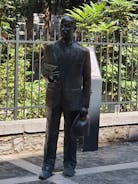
<box><xmin>39</xmin><ymin>16</ymin><xmax>91</xmax><ymax>180</ymax></box>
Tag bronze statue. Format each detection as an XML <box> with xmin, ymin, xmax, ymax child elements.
<box><xmin>39</xmin><ymin>16</ymin><xmax>91</xmax><ymax>180</ymax></box>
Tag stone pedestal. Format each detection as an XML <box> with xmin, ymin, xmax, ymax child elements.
<box><xmin>83</xmin><ymin>47</ymin><xmax>102</xmax><ymax>151</ymax></box>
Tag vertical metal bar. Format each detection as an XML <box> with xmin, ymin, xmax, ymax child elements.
<box><xmin>38</xmin><ymin>30</ymin><xmax>42</xmax><ymax>115</ymax></box>
<box><xmin>136</xmin><ymin>31</ymin><xmax>138</xmax><ymax>110</ymax></box>
<box><xmin>37</xmin><ymin>45</ymin><xmax>41</xmax><ymax>115</ymax></box>
<box><xmin>130</xmin><ymin>31</ymin><xmax>134</xmax><ymax>110</ymax></box>
<box><xmin>14</xmin><ymin>25</ymin><xmax>19</xmax><ymax>119</ymax></box>
<box><xmin>0</xmin><ymin>30</ymin><xmax>1</xmax><ymax>65</ymax></box>
<box><xmin>80</xmin><ymin>31</ymin><xmax>83</xmax><ymax>42</ymax></box>
<box><xmin>124</xmin><ymin>32</ymin><xmax>128</xmax><ymax>111</ymax></box>
<box><xmin>135</xmin><ymin>31</ymin><xmax>138</xmax><ymax>110</ymax></box>
<box><xmin>111</xmin><ymin>32</ymin><xmax>115</xmax><ymax>104</ymax></box>
<box><xmin>74</xmin><ymin>31</ymin><xmax>77</xmax><ymax>41</ymax></box>
<box><xmin>99</xmin><ymin>33</ymin><xmax>104</xmax><ymax>110</ymax></box>
<box><xmin>136</xmin><ymin>58</ymin><xmax>138</xmax><ymax>110</ymax></box>
<box><xmin>94</xmin><ymin>32</ymin><xmax>97</xmax><ymax>47</ymax></box>
<box><xmin>23</xmin><ymin>29</ymin><xmax>27</xmax><ymax>118</ymax></box>
<box><xmin>118</xmin><ymin>31</ymin><xmax>123</xmax><ymax>109</ymax></box>
<box><xmin>99</xmin><ymin>32</ymin><xmax>103</xmax><ymax>72</ymax></box>
<box><xmin>87</xmin><ymin>31</ymin><xmax>90</xmax><ymax>46</ymax></box>
<box><xmin>6</xmin><ymin>39</ymin><xmax>10</xmax><ymax>118</ymax></box>
<box><xmin>31</xmin><ymin>29</ymin><xmax>35</xmax><ymax>114</ymax></box>
<box><xmin>105</xmin><ymin>32</ymin><xmax>109</xmax><ymax>103</ymax></box>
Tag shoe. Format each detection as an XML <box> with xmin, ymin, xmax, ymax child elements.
<box><xmin>63</xmin><ymin>166</ymin><xmax>75</xmax><ymax>177</ymax></box>
<box><xmin>39</xmin><ymin>170</ymin><xmax>52</xmax><ymax>180</ymax></box>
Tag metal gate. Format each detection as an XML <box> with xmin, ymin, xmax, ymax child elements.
<box><xmin>0</xmin><ymin>28</ymin><xmax>138</xmax><ymax>120</ymax></box>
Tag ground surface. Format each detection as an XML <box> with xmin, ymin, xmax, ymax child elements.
<box><xmin>0</xmin><ymin>142</ymin><xmax>138</xmax><ymax>184</ymax></box>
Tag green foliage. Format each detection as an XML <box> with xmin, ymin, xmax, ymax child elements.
<box><xmin>66</xmin><ymin>1</ymin><xmax>112</xmax><ymax>33</ymax></box>
<box><xmin>103</xmin><ymin>0</ymin><xmax>138</xmax><ymax>32</ymax></box>
<box><xmin>0</xmin><ymin>0</ymin><xmax>15</xmax><ymax>36</ymax></box>
<box><xmin>67</xmin><ymin>0</ymin><xmax>138</xmax><ymax>112</ymax></box>
<box><xmin>0</xmin><ymin>44</ymin><xmax>46</xmax><ymax>120</ymax></box>
<box><xmin>67</xmin><ymin>0</ymin><xmax>138</xmax><ymax>33</ymax></box>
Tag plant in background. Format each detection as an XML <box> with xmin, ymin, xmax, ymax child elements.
<box><xmin>67</xmin><ymin>0</ymin><xmax>138</xmax><ymax>112</ymax></box>
<box><xmin>66</xmin><ymin>1</ymin><xmax>118</xmax><ymax>35</ymax></box>
<box><xmin>103</xmin><ymin>0</ymin><xmax>138</xmax><ymax>32</ymax></box>
<box><xmin>0</xmin><ymin>44</ymin><xmax>46</xmax><ymax>120</ymax></box>
<box><xmin>0</xmin><ymin>0</ymin><xmax>15</xmax><ymax>38</ymax></box>
<box><xmin>67</xmin><ymin>0</ymin><xmax>138</xmax><ymax>34</ymax></box>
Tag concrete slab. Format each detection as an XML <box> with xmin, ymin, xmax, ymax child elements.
<box><xmin>0</xmin><ymin>122</ymin><xmax>24</xmax><ymax>135</ymax></box>
<box><xmin>0</xmin><ymin>176</ymin><xmax>43</xmax><ymax>184</ymax></box>
<box><xmin>20</xmin><ymin>181</ymin><xmax>54</xmax><ymax>184</ymax></box>
<box><xmin>76</xmin><ymin>162</ymin><xmax>138</xmax><ymax>175</ymax></box>
<box><xmin>0</xmin><ymin>161</ymin><xmax>34</xmax><ymax>180</ymax></box>
<box><xmin>72</xmin><ymin>168</ymin><xmax>138</xmax><ymax>184</ymax></box>
<box><xmin>100</xmin><ymin>111</ymin><xmax>138</xmax><ymax>127</ymax></box>
<box><xmin>17</xmin><ymin>142</ymin><xmax>138</xmax><ymax>171</ymax></box>
<box><xmin>9</xmin><ymin>159</ymin><xmax>41</xmax><ymax>175</ymax></box>
<box><xmin>0</xmin><ymin>111</ymin><xmax>138</xmax><ymax>135</ymax></box>
<box><xmin>0</xmin><ymin>142</ymin><xmax>138</xmax><ymax>184</ymax></box>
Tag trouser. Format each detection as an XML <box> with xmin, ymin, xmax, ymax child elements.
<box><xmin>42</xmin><ymin>105</ymin><xmax>79</xmax><ymax>172</ymax></box>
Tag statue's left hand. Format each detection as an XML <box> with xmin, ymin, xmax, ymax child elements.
<box><xmin>80</xmin><ymin>107</ymin><xmax>88</xmax><ymax>120</ymax></box>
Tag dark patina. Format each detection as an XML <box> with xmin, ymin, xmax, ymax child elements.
<box><xmin>39</xmin><ymin>16</ymin><xmax>91</xmax><ymax>180</ymax></box>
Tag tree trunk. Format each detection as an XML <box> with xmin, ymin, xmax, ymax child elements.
<box><xmin>26</xmin><ymin>16</ymin><xmax>33</xmax><ymax>40</ymax></box>
<box><xmin>43</xmin><ymin>1</ymin><xmax>51</xmax><ymax>40</ymax></box>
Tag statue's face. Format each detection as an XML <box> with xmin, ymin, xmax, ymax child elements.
<box><xmin>60</xmin><ymin>16</ymin><xmax>76</xmax><ymax>41</ymax></box>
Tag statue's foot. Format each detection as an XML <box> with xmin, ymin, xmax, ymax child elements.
<box><xmin>39</xmin><ymin>170</ymin><xmax>52</xmax><ymax>180</ymax></box>
<box><xmin>63</xmin><ymin>166</ymin><xmax>75</xmax><ymax>177</ymax></box>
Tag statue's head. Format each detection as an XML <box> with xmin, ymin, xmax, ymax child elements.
<box><xmin>60</xmin><ymin>16</ymin><xmax>76</xmax><ymax>42</ymax></box>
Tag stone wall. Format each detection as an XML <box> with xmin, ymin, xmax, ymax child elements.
<box><xmin>0</xmin><ymin>132</ymin><xmax>65</xmax><ymax>155</ymax></box>
<box><xmin>0</xmin><ymin>112</ymin><xmax>138</xmax><ymax>155</ymax></box>
<box><xmin>0</xmin><ymin>133</ymin><xmax>45</xmax><ymax>155</ymax></box>
<box><xmin>0</xmin><ymin>125</ymin><xmax>138</xmax><ymax>155</ymax></box>
<box><xmin>99</xmin><ymin>125</ymin><xmax>138</xmax><ymax>146</ymax></box>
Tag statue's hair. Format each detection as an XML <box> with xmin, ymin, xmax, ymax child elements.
<box><xmin>61</xmin><ymin>16</ymin><xmax>76</xmax><ymax>29</ymax></box>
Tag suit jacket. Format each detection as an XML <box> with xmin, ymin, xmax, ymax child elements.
<box><xmin>42</xmin><ymin>40</ymin><xmax>91</xmax><ymax>111</ymax></box>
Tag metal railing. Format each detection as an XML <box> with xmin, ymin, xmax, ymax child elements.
<box><xmin>0</xmin><ymin>28</ymin><xmax>138</xmax><ymax>120</ymax></box>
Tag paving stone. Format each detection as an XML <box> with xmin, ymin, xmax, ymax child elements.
<box><xmin>71</xmin><ymin>168</ymin><xmax>138</xmax><ymax>184</ymax></box>
<box><xmin>0</xmin><ymin>161</ymin><xmax>34</xmax><ymax>179</ymax></box>
<box><xmin>23</xmin><ymin>142</ymin><xmax>138</xmax><ymax>172</ymax></box>
<box><xmin>21</xmin><ymin>181</ymin><xmax>54</xmax><ymax>184</ymax></box>
<box><xmin>24</xmin><ymin>154</ymin><xmax>64</xmax><ymax>172</ymax></box>
<box><xmin>24</xmin><ymin>156</ymin><xmax>43</xmax><ymax>168</ymax></box>
<box><xmin>75</xmin><ymin>142</ymin><xmax>138</xmax><ymax>169</ymax></box>
<box><xmin>0</xmin><ymin>142</ymin><xmax>138</xmax><ymax>184</ymax></box>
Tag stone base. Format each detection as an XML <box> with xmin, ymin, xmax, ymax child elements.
<box><xmin>99</xmin><ymin>125</ymin><xmax>138</xmax><ymax>146</ymax></box>
<box><xmin>0</xmin><ymin>125</ymin><xmax>137</xmax><ymax>155</ymax></box>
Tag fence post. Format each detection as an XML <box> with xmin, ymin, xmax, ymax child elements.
<box><xmin>117</xmin><ymin>30</ymin><xmax>123</xmax><ymax>111</ymax></box>
<box><xmin>14</xmin><ymin>25</ymin><xmax>19</xmax><ymax>120</ymax></box>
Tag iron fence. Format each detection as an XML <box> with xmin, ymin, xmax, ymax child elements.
<box><xmin>0</xmin><ymin>27</ymin><xmax>138</xmax><ymax>120</ymax></box>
